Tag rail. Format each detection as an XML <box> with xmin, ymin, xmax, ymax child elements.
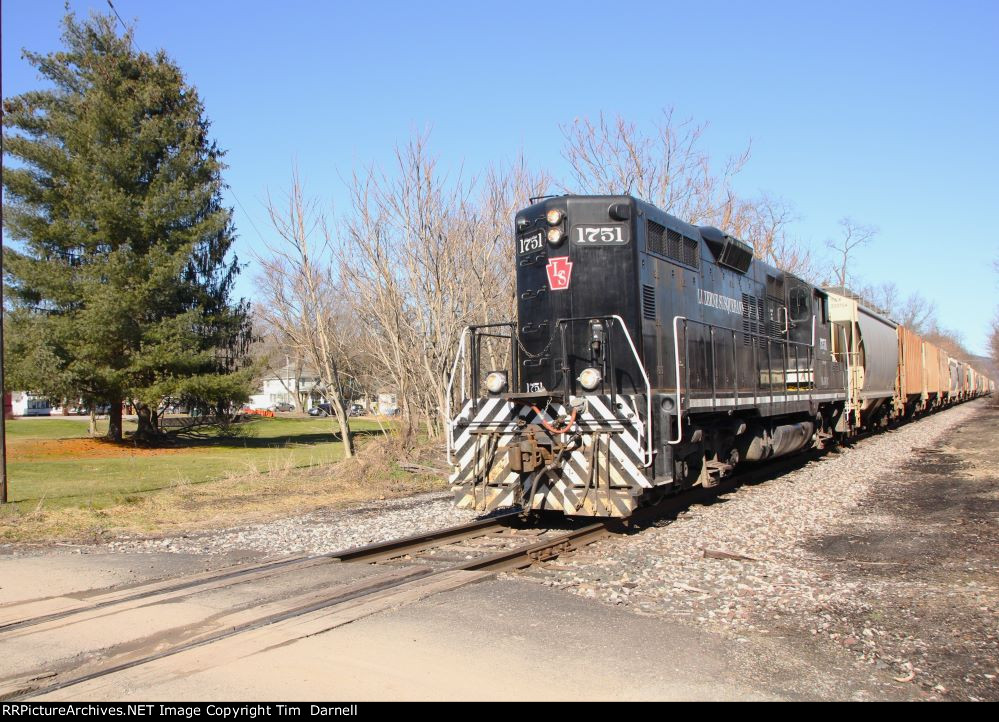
<box><xmin>330</xmin><ymin>511</ymin><xmax>521</xmax><ymax>563</ymax></box>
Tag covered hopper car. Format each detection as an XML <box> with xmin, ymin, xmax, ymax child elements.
<box><xmin>448</xmin><ymin>195</ymin><xmax>993</xmax><ymax>518</ymax></box>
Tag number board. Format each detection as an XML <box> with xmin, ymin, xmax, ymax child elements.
<box><xmin>571</xmin><ymin>224</ymin><xmax>630</xmax><ymax>247</ymax></box>
<box><xmin>517</xmin><ymin>230</ymin><xmax>544</xmax><ymax>255</ymax></box>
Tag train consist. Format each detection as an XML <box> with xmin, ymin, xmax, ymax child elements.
<box><xmin>447</xmin><ymin>195</ymin><xmax>994</xmax><ymax>517</ymax></box>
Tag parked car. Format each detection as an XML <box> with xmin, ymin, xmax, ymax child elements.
<box><xmin>309</xmin><ymin>402</ymin><xmax>367</xmax><ymax>417</ymax></box>
<box><xmin>269</xmin><ymin>401</ymin><xmax>295</xmax><ymax>412</ymax></box>
<box><xmin>308</xmin><ymin>403</ymin><xmax>332</xmax><ymax>417</ymax></box>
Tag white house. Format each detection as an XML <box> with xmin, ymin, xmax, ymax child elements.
<box><xmin>10</xmin><ymin>392</ymin><xmax>55</xmax><ymax>416</ymax></box>
<box><xmin>248</xmin><ymin>365</ymin><xmax>324</xmax><ymax>411</ymax></box>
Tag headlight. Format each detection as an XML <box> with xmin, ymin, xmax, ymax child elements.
<box><xmin>485</xmin><ymin>371</ymin><xmax>507</xmax><ymax>394</ymax></box>
<box><xmin>577</xmin><ymin>367</ymin><xmax>602</xmax><ymax>391</ymax></box>
<box><xmin>547</xmin><ymin>228</ymin><xmax>564</xmax><ymax>245</ymax></box>
<box><xmin>546</xmin><ymin>209</ymin><xmax>563</xmax><ymax>225</ymax></box>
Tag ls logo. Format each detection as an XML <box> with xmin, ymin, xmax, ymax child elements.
<box><xmin>545</xmin><ymin>257</ymin><xmax>573</xmax><ymax>291</ymax></box>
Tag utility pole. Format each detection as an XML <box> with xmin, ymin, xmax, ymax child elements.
<box><xmin>1</xmin><ymin>226</ymin><xmax>7</xmax><ymax>504</ymax></box>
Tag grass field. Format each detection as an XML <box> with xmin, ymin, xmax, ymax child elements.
<box><xmin>0</xmin><ymin>415</ymin><xmax>441</xmax><ymax>542</ymax></box>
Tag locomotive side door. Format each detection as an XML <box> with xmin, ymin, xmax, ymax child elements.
<box><xmin>764</xmin><ymin>274</ymin><xmax>787</xmax><ymax>409</ymax></box>
<box><xmin>785</xmin><ymin>278</ymin><xmax>814</xmax><ymax>392</ymax></box>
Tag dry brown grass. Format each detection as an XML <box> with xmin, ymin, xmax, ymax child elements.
<box><xmin>0</xmin><ymin>435</ymin><xmax>449</xmax><ymax>544</ymax></box>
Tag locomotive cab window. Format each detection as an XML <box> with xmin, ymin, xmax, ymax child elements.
<box><xmin>789</xmin><ymin>285</ymin><xmax>811</xmax><ymax>323</ymax></box>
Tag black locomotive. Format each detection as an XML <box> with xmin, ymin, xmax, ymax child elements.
<box><xmin>446</xmin><ymin>194</ymin><xmax>974</xmax><ymax>517</ymax></box>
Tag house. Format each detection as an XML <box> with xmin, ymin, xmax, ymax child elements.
<box><xmin>248</xmin><ymin>365</ymin><xmax>324</xmax><ymax>412</ymax></box>
<box><xmin>10</xmin><ymin>391</ymin><xmax>58</xmax><ymax>416</ymax></box>
<box><xmin>375</xmin><ymin>392</ymin><xmax>399</xmax><ymax>415</ymax></box>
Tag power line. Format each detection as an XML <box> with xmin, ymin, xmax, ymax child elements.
<box><xmin>228</xmin><ymin>187</ymin><xmax>269</xmax><ymax>248</ymax></box>
<box><xmin>107</xmin><ymin>1</ymin><xmax>127</xmax><ymax>30</ymax></box>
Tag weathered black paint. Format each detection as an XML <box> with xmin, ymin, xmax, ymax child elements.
<box><xmin>513</xmin><ymin>194</ymin><xmax>847</xmax><ymax>484</ymax></box>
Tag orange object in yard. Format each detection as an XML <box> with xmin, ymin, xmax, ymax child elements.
<box><xmin>243</xmin><ymin>408</ymin><xmax>274</xmax><ymax>418</ymax></box>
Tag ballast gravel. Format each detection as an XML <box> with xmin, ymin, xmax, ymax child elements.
<box><xmin>105</xmin><ymin>492</ymin><xmax>478</xmax><ymax>557</ymax></box>
<box><xmin>519</xmin><ymin>400</ymin><xmax>996</xmax><ymax>701</ymax></box>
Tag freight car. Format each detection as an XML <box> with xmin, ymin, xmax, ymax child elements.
<box><xmin>447</xmin><ymin>195</ymin><xmax>993</xmax><ymax>518</ymax></box>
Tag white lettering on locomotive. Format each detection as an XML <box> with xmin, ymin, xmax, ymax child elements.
<box><xmin>697</xmin><ymin>288</ymin><xmax>744</xmax><ymax>315</ymax></box>
<box><xmin>518</xmin><ymin>231</ymin><xmax>544</xmax><ymax>255</ymax></box>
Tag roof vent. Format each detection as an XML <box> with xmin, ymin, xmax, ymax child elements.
<box><xmin>700</xmin><ymin>226</ymin><xmax>754</xmax><ymax>273</ymax></box>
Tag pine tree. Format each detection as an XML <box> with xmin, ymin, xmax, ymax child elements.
<box><xmin>2</xmin><ymin>12</ymin><xmax>252</xmax><ymax>441</ymax></box>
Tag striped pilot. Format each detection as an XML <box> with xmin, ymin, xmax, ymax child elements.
<box><xmin>447</xmin><ymin>195</ymin><xmax>848</xmax><ymax>518</ymax></box>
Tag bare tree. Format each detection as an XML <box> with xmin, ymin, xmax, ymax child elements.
<box><xmin>991</xmin><ymin>258</ymin><xmax>999</xmax><ymax>379</ymax></box>
<box><xmin>920</xmin><ymin>320</ymin><xmax>981</xmax><ymax>366</ymax></box>
<box><xmin>559</xmin><ymin>110</ymin><xmax>817</xmax><ymax>276</ymax></box>
<box><xmin>340</xmin><ymin>133</ymin><xmax>549</xmax><ymax>440</ymax></box>
<box><xmin>827</xmin><ymin>218</ymin><xmax>877</xmax><ymax>289</ymax></box>
<box><xmin>989</xmin><ymin>310</ymin><xmax>999</xmax><ymax>370</ymax></box>
<box><xmin>560</xmin><ymin>108</ymin><xmax>750</xmax><ymax>226</ymax></box>
<box><xmin>250</xmin><ymin>320</ymin><xmax>313</xmax><ymax>411</ymax></box>
<box><xmin>256</xmin><ymin>168</ymin><xmax>355</xmax><ymax>456</ymax></box>
<box><xmin>736</xmin><ymin>194</ymin><xmax>817</xmax><ymax>279</ymax></box>
<box><xmin>856</xmin><ymin>282</ymin><xmax>937</xmax><ymax>333</ymax></box>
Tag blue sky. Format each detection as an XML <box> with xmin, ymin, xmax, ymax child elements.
<box><xmin>3</xmin><ymin>0</ymin><xmax>997</xmax><ymax>352</ymax></box>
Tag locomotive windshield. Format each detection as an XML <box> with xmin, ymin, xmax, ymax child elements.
<box><xmin>789</xmin><ymin>285</ymin><xmax>811</xmax><ymax>322</ymax></box>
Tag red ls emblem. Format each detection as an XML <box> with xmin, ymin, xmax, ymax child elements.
<box><xmin>546</xmin><ymin>257</ymin><xmax>573</xmax><ymax>291</ymax></box>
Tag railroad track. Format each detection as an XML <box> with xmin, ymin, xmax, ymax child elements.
<box><xmin>0</xmin><ymin>445</ymin><xmax>832</xmax><ymax>700</ymax></box>
<box><xmin>0</xmin><ymin>509</ymin><xmax>619</xmax><ymax>700</ymax></box>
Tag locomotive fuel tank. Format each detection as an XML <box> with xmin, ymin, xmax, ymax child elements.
<box><xmin>737</xmin><ymin>421</ymin><xmax>816</xmax><ymax>462</ymax></box>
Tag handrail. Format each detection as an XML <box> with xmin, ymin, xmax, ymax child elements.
<box><xmin>445</xmin><ymin>326</ymin><xmax>471</xmax><ymax>465</ymax></box>
<box><xmin>446</xmin><ymin>321</ymin><xmax>517</xmax><ymax>465</ymax></box>
<box><xmin>669</xmin><ymin>316</ymin><xmax>685</xmax><ymax>445</ymax></box>
<box><xmin>547</xmin><ymin>314</ymin><xmax>653</xmax><ymax>467</ymax></box>
<box><xmin>609</xmin><ymin>314</ymin><xmax>653</xmax><ymax>468</ymax></box>
<box><xmin>448</xmin><ymin>316</ymin><xmax>655</xmax><ymax>469</ymax></box>
<box><xmin>679</xmin><ymin>316</ymin><xmax>818</xmax><ymax>348</ymax></box>
<box><xmin>669</xmin><ymin>315</ymin><xmax>819</xmax><ymax>447</ymax></box>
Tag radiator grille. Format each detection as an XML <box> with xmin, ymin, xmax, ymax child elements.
<box><xmin>742</xmin><ymin>294</ymin><xmax>764</xmax><ymax>346</ymax></box>
<box><xmin>681</xmin><ymin>235</ymin><xmax>699</xmax><ymax>267</ymax></box>
<box><xmin>667</xmin><ymin>229</ymin><xmax>682</xmax><ymax>261</ymax></box>
<box><xmin>642</xmin><ymin>284</ymin><xmax>656</xmax><ymax>321</ymax></box>
<box><xmin>666</xmin><ymin>229</ymin><xmax>700</xmax><ymax>268</ymax></box>
<box><xmin>647</xmin><ymin>221</ymin><xmax>666</xmax><ymax>256</ymax></box>
<box><xmin>648</xmin><ymin>223</ymin><xmax>699</xmax><ymax>269</ymax></box>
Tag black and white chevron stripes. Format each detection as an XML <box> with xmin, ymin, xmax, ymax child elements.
<box><xmin>449</xmin><ymin>394</ymin><xmax>650</xmax><ymax>517</ymax></box>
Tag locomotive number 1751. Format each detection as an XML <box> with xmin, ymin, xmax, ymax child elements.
<box><xmin>572</xmin><ymin>225</ymin><xmax>629</xmax><ymax>246</ymax></box>
<box><xmin>518</xmin><ymin>230</ymin><xmax>544</xmax><ymax>255</ymax></box>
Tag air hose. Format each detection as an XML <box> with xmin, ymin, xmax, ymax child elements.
<box><xmin>531</xmin><ymin>405</ymin><xmax>578</xmax><ymax>434</ymax></box>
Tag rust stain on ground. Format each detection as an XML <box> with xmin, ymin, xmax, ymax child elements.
<box><xmin>7</xmin><ymin>438</ymin><xmax>201</xmax><ymax>461</ymax></box>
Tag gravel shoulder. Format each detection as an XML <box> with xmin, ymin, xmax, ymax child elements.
<box><xmin>100</xmin><ymin>492</ymin><xmax>477</xmax><ymax>558</ymax></box>
<box><xmin>522</xmin><ymin>400</ymin><xmax>998</xmax><ymax>701</ymax></box>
